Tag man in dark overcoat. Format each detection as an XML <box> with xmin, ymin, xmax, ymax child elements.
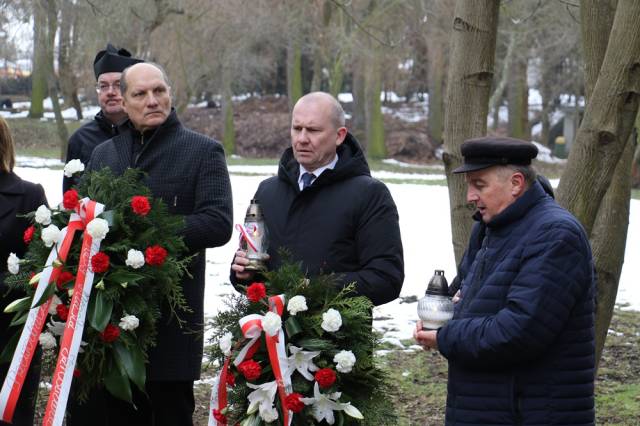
<box><xmin>414</xmin><ymin>137</ymin><xmax>596</xmax><ymax>425</ymax></box>
<box><xmin>231</xmin><ymin>91</ymin><xmax>403</xmax><ymax>307</ymax></box>
<box><xmin>67</xmin><ymin>62</ymin><xmax>233</xmax><ymax>425</ymax></box>
<box><xmin>63</xmin><ymin>43</ymin><xmax>143</xmax><ymax>192</ymax></box>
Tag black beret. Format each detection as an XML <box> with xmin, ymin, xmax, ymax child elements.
<box><xmin>93</xmin><ymin>43</ymin><xmax>143</xmax><ymax>79</ymax></box>
<box><xmin>452</xmin><ymin>136</ymin><xmax>538</xmax><ymax>173</ymax></box>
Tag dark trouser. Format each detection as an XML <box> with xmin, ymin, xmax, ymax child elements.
<box><xmin>66</xmin><ymin>380</ymin><xmax>195</xmax><ymax>426</ymax></box>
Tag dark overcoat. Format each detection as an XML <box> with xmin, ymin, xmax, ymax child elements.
<box><xmin>437</xmin><ymin>181</ymin><xmax>596</xmax><ymax>426</ymax></box>
<box><xmin>233</xmin><ymin>133</ymin><xmax>404</xmax><ymax>306</ymax></box>
<box><xmin>87</xmin><ymin>110</ymin><xmax>233</xmax><ymax>380</ymax></box>
<box><xmin>64</xmin><ymin>111</ymin><xmax>122</xmax><ymax>192</ymax></box>
<box><xmin>1</xmin><ymin>171</ymin><xmax>47</xmax><ymax>425</ymax></box>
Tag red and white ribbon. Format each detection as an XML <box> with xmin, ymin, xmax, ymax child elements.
<box><xmin>0</xmin><ymin>203</ymin><xmax>89</xmax><ymax>423</ymax></box>
<box><xmin>42</xmin><ymin>199</ymin><xmax>104</xmax><ymax>426</ymax></box>
<box><xmin>209</xmin><ymin>295</ymin><xmax>292</xmax><ymax>426</ymax></box>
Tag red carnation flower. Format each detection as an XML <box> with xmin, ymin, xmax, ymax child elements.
<box><xmin>131</xmin><ymin>196</ymin><xmax>151</xmax><ymax>216</ymax></box>
<box><xmin>237</xmin><ymin>359</ymin><xmax>262</xmax><ymax>381</ymax></box>
<box><xmin>145</xmin><ymin>245</ymin><xmax>168</xmax><ymax>266</ymax></box>
<box><xmin>91</xmin><ymin>252</ymin><xmax>110</xmax><ymax>273</ymax></box>
<box><xmin>315</xmin><ymin>368</ymin><xmax>336</xmax><ymax>388</ymax></box>
<box><xmin>285</xmin><ymin>392</ymin><xmax>305</xmax><ymax>413</ymax></box>
<box><xmin>73</xmin><ymin>368</ymin><xmax>81</xmax><ymax>378</ymax></box>
<box><xmin>100</xmin><ymin>324</ymin><xmax>120</xmax><ymax>343</ymax></box>
<box><xmin>56</xmin><ymin>271</ymin><xmax>75</xmax><ymax>290</ymax></box>
<box><xmin>226</xmin><ymin>371</ymin><xmax>236</xmax><ymax>387</ymax></box>
<box><xmin>246</xmin><ymin>282</ymin><xmax>266</xmax><ymax>302</ymax></box>
<box><xmin>63</xmin><ymin>189</ymin><xmax>80</xmax><ymax>210</ymax></box>
<box><xmin>212</xmin><ymin>409</ymin><xmax>227</xmax><ymax>424</ymax></box>
<box><xmin>23</xmin><ymin>225</ymin><xmax>35</xmax><ymax>244</ymax></box>
<box><xmin>56</xmin><ymin>304</ymin><xmax>69</xmax><ymax>321</ymax></box>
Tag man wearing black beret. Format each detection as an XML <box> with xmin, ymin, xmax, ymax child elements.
<box><xmin>415</xmin><ymin>136</ymin><xmax>596</xmax><ymax>425</ymax></box>
<box><xmin>62</xmin><ymin>43</ymin><xmax>143</xmax><ymax>192</ymax></box>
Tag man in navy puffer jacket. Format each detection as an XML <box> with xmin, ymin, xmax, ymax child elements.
<box><xmin>415</xmin><ymin>137</ymin><xmax>595</xmax><ymax>426</ymax></box>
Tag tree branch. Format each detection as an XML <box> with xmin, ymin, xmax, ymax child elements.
<box><xmin>329</xmin><ymin>0</ymin><xmax>396</xmax><ymax>48</ymax></box>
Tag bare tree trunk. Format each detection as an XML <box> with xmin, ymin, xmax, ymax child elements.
<box><xmin>28</xmin><ymin>0</ymin><xmax>48</xmax><ymax>119</ymax></box>
<box><xmin>221</xmin><ymin>65</ymin><xmax>235</xmax><ymax>156</ymax></box>
<box><xmin>443</xmin><ymin>0</ymin><xmax>500</xmax><ymax>264</ymax></box>
<box><xmin>489</xmin><ymin>32</ymin><xmax>517</xmax><ymax>132</ymax></box>
<box><xmin>557</xmin><ymin>0</ymin><xmax>640</xmax><ymax>236</ymax></box>
<box><xmin>578</xmin><ymin>0</ymin><xmax>630</xmax><ymax>370</ymax></box>
<box><xmin>351</xmin><ymin>57</ymin><xmax>367</xmax><ymax>144</ymax></box>
<box><xmin>58</xmin><ymin>0</ymin><xmax>82</xmax><ymax>120</ymax></box>
<box><xmin>364</xmin><ymin>55</ymin><xmax>385</xmax><ymax>159</ymax></box>
<box><xmin>287</xmin><ymin>40</ymin><xmax>303</xmax><ymax>112</ymax></box>
<box><xmin>507</xmin><ymin>55</ymin><xmax>529</xmax><ymax>140</ymax></box>
<box><xmin>43</xmin><ymin>0</ymin><xmax>68</xmax><ymax>159</ymax></box>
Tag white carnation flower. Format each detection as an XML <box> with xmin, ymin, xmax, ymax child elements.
<box><xmin>7</xmin><ymin>253</ymin><xmax>20</xmax><ymax>275</ymax></box>
<box><xmin>287</xmin><ymin>295</ymin><xmax>308</xmax><ymax>316</ymax></box>
<box><xmin>39</xmin><ymin>332</ymin><xmax>57</xmax><ymax>350</ymax></box>
<box><xmin>86</xmin><ymin>218</ymin><xmax>109</xmax><ymax>241</ymax></box>
<box><xmin>118</xmin><ymin>314</ymin><xmax>140</xmax><ymax>331</ymax></box>
<box><xmin>41</xmin><ymin>224</ymin><xmax>61</xmax><ymax>247</ymax></box>
<box><xmin>125</xmin><ymin>249</ymin><xmax>145</xmax><ymax>269</ymax></box>
<box><xmin>219</xmin><ymin>332</ymin><xmax>233</xmax><ymax>356</ymax></box>
<box><xmin>321</xmin><ymin>308</ymin><xmax>342</xmax><ymax>333</ymax></box>
<box><xmin>63</xmin><ymin>159</ymin><xmax>85</xmax><ymax>177</ymax></box>
<box><xmin>35</xmin><ymin>205</ymin><xmax>52</xmax><ymax>225</ymax></box>
<box><xmin>48</xmin><ymin>295</ymin><xmax>62</xmax><ymax>315</ymax></box>
<box><xmin>334</xmin><ymin>350</ymin><xmax>356</xmax><ymax>373</ymax></box>
<box><xmin>262</xmin><ymin>311</ymin><xmax>282</xmax><ymax>336</ymax></box>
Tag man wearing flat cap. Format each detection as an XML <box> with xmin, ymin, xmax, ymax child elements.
<box><xmin>415</xmin><ymin>136</ymin><xmax>596</xmax><ymax>425</ymax></box>
<box><xmin>63</xmin><ymin>43</ymin><xmax>143</xmax><ymax>192</ymax></box>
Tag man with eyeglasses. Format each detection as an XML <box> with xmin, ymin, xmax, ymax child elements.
<box><xmin>62</xmin><ymin>43</ymin><xmax>142</xmax><ymax>191</ymax></box>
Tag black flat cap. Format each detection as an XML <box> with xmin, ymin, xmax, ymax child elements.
<box><xmin>452</xmin><ymin>136</ymin><xmax>538</xmax><ymax>173</ymax></box>
<box><xmin>93</xmin><ymin>43</ymin><xmax>143</xmax><ymax>79</ymax></box>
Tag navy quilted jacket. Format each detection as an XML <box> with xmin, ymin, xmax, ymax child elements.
<box><xmin>437</xmin><ymin>180</ymin><xmax>595</xmax><ymax>426</ymax></box>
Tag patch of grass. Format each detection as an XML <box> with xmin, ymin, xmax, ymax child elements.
<box><xmin>596</xmin><ymin>383</ymin><xmax>640</xmax><ymax>425</ymax></box>
<box><xmin>380</xmin><ymin>178</ymin><xmax>447</xmax><ymax>186</ymax></box>
<box><xmin>227</xmin><ymin>156</ymin><xmax>278</xmax><ymax>166</ymax></box>
<box><xmin>9</xmin><ymin>117</ymin><xmax>83</xmax><ymax>159</ymax></box>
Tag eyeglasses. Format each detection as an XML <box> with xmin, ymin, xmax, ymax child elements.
<box><xmin>95</xmin><ymin>82</ymin><xmax>121</xmax><ymax>93</ymax></box>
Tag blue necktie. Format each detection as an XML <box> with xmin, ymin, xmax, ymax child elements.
<box><xmin>301</xmin><ymin>172</ymin><xmax>315</xmax><ymax>190</ymax></box>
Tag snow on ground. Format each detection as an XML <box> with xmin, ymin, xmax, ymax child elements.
<box><xmin>14</xmin><ymin>164</ymin><xmax>640</xmax><ymax>341</ymax></box>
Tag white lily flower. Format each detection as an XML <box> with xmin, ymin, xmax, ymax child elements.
<box><xmin>262</xmin><ymin>311</ymin><xmax>282</xmax><ymax>336</ymax></box>
<box><xmin>219</xmin><ymin>332</ymin><xmax>233</xmax><ymax>356</ymax></box>
<box><xmin>47</xmin><ymin>318</ymin><xmax>66</xmax><ymax>336</ymax></box>
<box><xmin>7</xmin><ymin>253</ymin><xmax>20</xmax><ymax>274</ymax></box>
<box><xmin>286</xmin><ymin>345</ymin><xmax>320</xmax><ymax>381</ymax></box>
<box><xmin>258</xmin><ymin>405</ymin><xmax>279</xmax><ymax>423</ymax></box>
<box><xmin>300</xmin><ymin>382</ymin><xmax>363</xmax><ymax>424</ymax></box>
<box><xmin>246</xmin><ymin>380</ymin><xmax>278</xmax><ymax>417</ymax></box>
<box><xmin>63</xmin><ymin>159</ymin><xmax>85</xmax><ymax>177</ymax></box>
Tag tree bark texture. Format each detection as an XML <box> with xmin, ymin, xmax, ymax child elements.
<box><xmin>287</xmin><ymin>40</ymin><xmax>303</xmax><ymax>112</ymax></box>
<box><xmin>507</xmin><ymin>55</ymin><xmax>529</xmax><ymax>140</ymax></box>
<box><xmin>58</xmin><ymin>0</ymin><xmax>82</xmax><ymax>120</ymax></box>
<box><xmin>578</xmin><ymin>0</ymin><xmax>631</xmax><ymax>370</ymax></box>
<box><xmin>364</xmin><ymin>55</ymin><xmax>386</xmax><ymax>159</ymax></box>
<box><xmin>557</xmin><ymin>0</ymin><xmax>640</xmax><ymax>236</ymax></box>
<box><xmin>443</xmin><ymin>0</ymin><xmax>500</xmax><ymax>264</ymax></box>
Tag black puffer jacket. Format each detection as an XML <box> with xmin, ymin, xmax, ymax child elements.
<box><xmin>240</xmin><ymin>133</ymin><xmax>404</xmax><ymax>306</ymax></box>
<box><xmin>64</xmin><ymin>111</ymin><xmax>121</xmax><ymax>192</ymax></box>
